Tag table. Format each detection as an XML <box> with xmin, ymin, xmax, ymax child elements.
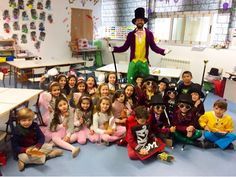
<box><xmin>225</xmin><ymin>71</ymin><xmax>236</xmax><ymax>80</ymax></box>
<box><xmin>6</xmin><ymin>58</ymin><xmax>85</xmax><ymax>87</ymax></box>
<box><xmin>96</xmin><ymin>63</ymin><xmax>182</xmax><ymax>79</ymax></box>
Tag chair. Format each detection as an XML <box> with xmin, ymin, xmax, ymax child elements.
<box><xmin>28</xmin><ymin>67</ymin><xmax>46</xmax><ymax>88</ymax></box>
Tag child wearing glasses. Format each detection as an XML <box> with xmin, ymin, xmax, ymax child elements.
<box><xmin>198</xmin><ymin>99</ymin><xmax>236</xmax><ymax>149</ymax></box>
<box><xmin>142</xmin><ymin>75</ymin><xmax>158</xmax><ymax>106</ymax></box>
<box><xmin>172</xmin><ymin>94</ymin><xmax>203</xmax><ymax>147</ymax></box>
<box><xmin>177</xmin><ymin>71</ymin><xmax>194</xmax><ymax>95</ymax></box>
<box><xmin>157</xmin><ymin>77</ymin><xmax>169</xmax><ymax>97</ymax></box>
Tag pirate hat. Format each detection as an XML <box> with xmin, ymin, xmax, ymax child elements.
<box><xmin>132</xmin><ymin>7</ymin><xmax>148</xmax><ymax>25</ymax></box>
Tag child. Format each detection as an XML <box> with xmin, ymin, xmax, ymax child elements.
<box><xmin>199</xmin><ymin>99</ymin><xmax>236</xmax><ymax>149</ymax></box>
<box><xmin>142</xmin><ymin>75</ymin><xmax>158</xmax><ymax>106</ymax></box>
<box><xmin>11</xmin><ymin>108</ymin><xmax>63</xmax><ymax>171</ymax></box>
<box><xmin>189</xmin><ymin>83</ymin><xmax>205</xmax><ymax>129</ymax></box>
<box><xmin>92</xmin><ymin>96</ymin><xmax>126</xmax><ymax>145</ymax></box>
<box><xmin>105</xmin><ymin>72</ymin><xmax>119</xmax><ymax>95</ymax></box>
<box><xmin>172</xmin><ymin>94</ymin><xmax>203</xmax><ymax>147</ymax></box>
<box><xmin>93</xmin><ymin>83</ymin><xmax>112</xmax><ymax>109</ymax></box>
<box><xmin>124</xmin><ymin>84</ymin><xmax>137</xmax><ymax>116</ymax></box>
<box><xmin>74</xmin><ymin>94</ymin><xmax>97</xmax><ymax>144</ymax></box>
<box><xmin>70</xmin><ymin>80</ymin><xmax>87</xmax><ymax>108</ymax></box>
<box><xmin>177</xmin><ymin>71</ymin><xmax>194</xmax><ymax>95</ymax></box>
<box><xmin>86</xmin><ymin>76</ymin><xmax>97</xmax><ymax>97</ymax></box>
<box><xmin>48</xmin><ymin>96</ymin><xmax>80</xmax><ymax>158</ymax></box>
<box><xmin>157</xmin><ymin>77</ymin><xmax>169</xmax><ymax>97</ymax></box>
<box><xmin>126</xmin><ymin>106</ymin><xmax>166</xmax><ymax>160</ymax></box>
<box><xmin>56</xmin><ymin>74</ymin><xmax>67</xmax><ymax>95</ymax></box>
<box><xmin>134</xmin><ymin>75</ymin><xmax>145</xmax><ymax>106</ymax></box>
<box><xmin>65</xmin><ymin>75</ymin><xmax>77</xmax><ymax>100</ymax></box>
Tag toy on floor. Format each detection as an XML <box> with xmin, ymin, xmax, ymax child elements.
<box><xmin>157</xmin><ymin>152</ymin><xmax>174</xmax><ymax>162</ymax></box>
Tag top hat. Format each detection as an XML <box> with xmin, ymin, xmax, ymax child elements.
<box><xmin>158</xmin><ymin>77</ymin><xmax>169</xmax><ymax>85</ymax></box>
<box><xmin>166</xmin><ymin>82</ymin><xmax>178</xmax><ymax>93</ymax></box>
<box><xmin>132</xmin><ymin>7</ymin><xmax>148</xmax><ymax>25</ymax></box>
<box><xmin>143</xmin><ymin>75</ymin><xmax>157</xmax><ymax>83</ymax></box>
<box><xmin>150</xmin><ymin>94</ymin><xmax>165</xmax><ymax>105</ymax></box>
<box><xmin>189</xmin><ymin>83</ymin><xmax>205</xmax><ymax>98</ymax></box>
<box><xmin>178</xmin><ymin>94</ymin><xmax>193</xmax><ymax>106</ymax></box>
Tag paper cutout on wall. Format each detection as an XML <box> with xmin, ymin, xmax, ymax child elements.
<box><xmin>47</xmin><ymin>14</ymin><xmax>53</xmax><ymax>23</ymax></box>
<box><xmin>3</xmin><ymin>23</ymin><xmax>11</xmax><ymax>33</ymax></box>
<box><xmin>63</xmin><ymin>17</ymin><xmax>68</xmax><ymax>23</ymax></box>
<box><xmin>81</xmin><ymin>0</ymin><xmax>86</xmax><ymax>6</ymax></box>
<box><xmin>223</xmin><ymin>2</ymin><xmax>229</xmax><ymax>10</ymax></box>
<box><xmin>27</xmin><ymin>0</ymin><xmax>34</xmax><ymax>9</ymax></box>
<box><xmin>37</xmin><ymin>2</ymin><xmax>43</xmax><ymax>10</ymax></box>
<box><xmin>3</xmin><ymin>10</ymin><xmax>10</xmax><ymax>21</ymax></box>
<box><xmin>31</xmin><ymin>31</ymin><xmax>37</xmax><ymax>41</ymax></box>
<box><xmin>18</xmin><ymin>0</ymin><xmax>24</xmax><ymax>9</ymax></box>
<box><xmin>39</xmin><ymin>11</ymin><xmax>46</xmax><ymax>21</ymax></box>
<box><xmin>13</xmin><ymin>21</ymin><xmax>20</xmax><ymax>31</ymax></box>
<box><xmin>39</xmin><ymin>31</ymin><xmax>46</xmax><ymax>41</ymax></box>
<box><xmin>31</xmin><ymin>9</ymin><xmax>38</xmax><ymax>20</ymax></box>
<box><xmin>9</xmin><ymin>0</ymin><xmax>17</xmax><ymax>8</ymax></box>
<box><xmin>22</xmin><ymin>24</ymin><xmax>28</xmax><ymax>33</ymax></box>
<box><xmin>45</xmin><ymin>0</ymin><xmax>51</xmax><ymax>10</ymax></box>
<box><xmin>12</xmin><ymin>34</ymin><xmax>18</xmax><ymax>41</ymax></box>
<box><xmin>39</xmin><ymin>22</ymin><xmax>45</xmax><ymax>31</ymax></box>
<box><xmin>21</xmin><ymin>34</ymin><xmax>27</xmax><ymax>43</ymax></box>
<box><xmin>30</xmin><ymin>21</ymin><xmax>36</xmax><ymax>29</ymax></box>
<box><xmin>13</xmin><ymin>8</ymin><xmax>20</xmax><ymax>19</ymax></box>
<box><xmin>93</xmin><ymin>0</ymin><xmax>99</xmax><ymax>5</ymax></box>
<box><xmin>22</xmin><ymin>11</ymin><xmax>29</xmax><ymax>21</ymax></box>
<box><xmin>35</xmin><ymin>41</ymin><xmax>40</xmax><ymax>50</ymax></box>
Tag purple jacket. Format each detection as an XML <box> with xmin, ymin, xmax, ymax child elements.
<box><xmin>113</xmin><ymin>28</ymin><xmax>165</xmax><ymax>63</ymax></box>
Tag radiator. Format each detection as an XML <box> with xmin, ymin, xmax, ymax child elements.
<box><xmin>160</xmin><ymin>57</ymin><xmax>190</xmax><ymax>71</ymax></box>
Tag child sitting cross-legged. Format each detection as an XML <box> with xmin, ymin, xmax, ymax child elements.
<box><xmin>11</xmin><ymin>108</ymin><xmax>63</xmax><ymax>171</ymax></box>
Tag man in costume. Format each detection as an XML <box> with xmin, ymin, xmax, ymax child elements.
<box><xmin>110</xmin><ymin>7</ymin><xmax>171</xmax><ymax>84</ymax></box>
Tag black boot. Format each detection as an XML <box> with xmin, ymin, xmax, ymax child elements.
<box><xmin>226</xmin><ymin>143</ymin><xmax>234</xmax><ymax>150</ymax></box>
<box><xmin>193</xmin><ymin>140</ymin><xmax>205</xmax><ymax>148</ymax></box>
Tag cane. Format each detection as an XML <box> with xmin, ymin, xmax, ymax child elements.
<box><xmin>163</xmin><ymin>109</ymin><xmax>174</xmax><ymax>149</ymax></box>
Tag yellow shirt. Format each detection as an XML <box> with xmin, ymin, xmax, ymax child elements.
<box><xmin>198</xmin><ymin>111</ymin><xmax>234</xmax><ymax>132</ymax></box>
<box><xmin>133</xmin><ymin>31</ymin><xmax>146</xmax><ymax>63</ymax></box>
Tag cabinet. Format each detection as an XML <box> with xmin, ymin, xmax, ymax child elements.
<box><xmin>0</xmin><ymin>39</ymin><xmax>16</xmax><ymax>58</ymax></box>
<box><xmin>223</xmin><ymin>79</ymin><xmax>236</xmax><ymax>103</ymax></box>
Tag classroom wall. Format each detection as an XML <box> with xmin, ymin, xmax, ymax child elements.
<box><xmin>0</xmin><ymin>0</ymin><xmax>101</xmax><ymax>59</ymax></box>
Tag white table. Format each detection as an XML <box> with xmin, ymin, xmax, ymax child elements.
<box><xmin>0</xmin><ymin>103</ymin><xmax>18</xmax><ymax>116</ymax></box>
<box><xmin>0</xmin><ymin>87</ymin><xmax>8</xmax><ymax>93</ymax></box>
<box><xmin>96</xmin><ymin>63</ymin><xmax>182</xmax><ymax>79</ymax></box>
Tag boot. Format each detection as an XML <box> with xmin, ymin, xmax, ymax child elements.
<box><xmin>47</xmin><ymin>149</ymin><xmax>63</xmax><ymax>159</ymax></box>
<box><xmin>203</xmin><ymin>140</ymin><xmax>217</xmax><ymax>149</ymax></box>
<box><xmin>226</xmin><ymin>143</ymin><xmax>234</xmax><ymax>150</ymax></box>
<box><xmin>72</xmin><ymin>147</ymin><xmax>80</xmax><ymax>158</ymax></box>
<box><xmin>193</xmin><ymin>140</ymin><xmax>205</xmax><ymax>148</ymax></box>
<box><xmin>18</xmin><ymin>160</ymin><xmax>25</xmax><ymax>171</ymax></box>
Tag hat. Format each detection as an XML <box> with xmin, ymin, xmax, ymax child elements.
<box><xmin>150</xmin><ymin>94</ymin><xmax>165</xmax><ymax>105</ymax></box>
<box><xmin>143</xmin><ymin>75</ymin><xmax>157</xmax><ymax>83</ymax></box>
<box><xmin>189</xmin><ymin>83</ymin><xmax>205</xmax><ymax>98</ymax></box>
<box><xmin>158</xmin><ymin>77</ymin><xmax>169</xmax><ymax>85</ymax></box>
<box><xmin>178</xmin><ymin>94</ymin><xmax>193</xmax><ymax>106</ymax></box>
<box><xmin>132</xmin><ymin>7</ymin><xmax>148</xmax><ymax>25</ymax></box>
<box><xmin>166</xmin><ymin>82</ymin><xmax>178</xmax><ymax>93</ymax></box>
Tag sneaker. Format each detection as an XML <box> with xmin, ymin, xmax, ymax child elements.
<box><xmin>226</xmin><ymin>143</ymin><xmax>234</xmax><ymax>150</ymax></box>
<box><xmin>72</xmin><ymin>147</ymin><xmax>80</xmax><ymax>158</ymax></box>
<box><xmin>157</xmin><ymin>152</ymin><xmax>174</xmax><ymax>162</ymax></box>
<box><xmin>18</xmin><ymin>160</ymin><xmax>25</xmax><ymax>171</ymax></box>
<box><xmin>47</xmin><ymin>149</ymin><xmax>63</xmax><ymax>159</ymax></box>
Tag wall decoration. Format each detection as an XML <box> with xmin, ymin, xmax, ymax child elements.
<box><xmin>39</xmin><ymin>11</ymin><xmax>46</xmax><ymax>21</ymax></box>
<box><xmin>27</xmin><ymin>0</ymin><xmax>34</xmax><ymax>9</ymax></box>
<box><xmin>3</xmin><ymin>23</ymin><xmax>11</xmax><ymax>33</ymax></box>
<box><xmin>80</xmin><ymin>0</ymin><xmax>86</xmax><ymax>6</ymax></box>
<box><xmin>12</xmin><ymin>34</ymin><xmax>18</xmax><ymax>41</ymax></box>
<box><xmin>39</xmin><ymin>22</ymin><xmax>45</xmax><ymax>31</ymax></box>
<box><xmin>47</xmin><ymin>14</ymin><xmax>53</xmax><ymax>23</ymax></box>
<box><xmin>30</xmin><ymin>21</ymin><xmax>36</xmax><ymax>29</ymax></box>
<box><xmin>68</xmin><ymin>0</ymin><xmax>76</xmax><ymax>4</ymax></box>
<box><xmin>34</xmin><ymin>41</ymin><xmax>40</xmax><ymax>50</ymax></box>
<box><xmin>9</xmin><ymin>0</ymin><xmax>17</xmax><ymax>8</ymax></box>
<box><xmin>13</xmin><ymin>21</ymin><xmax>20</xmax><ymax>30</ymax></box>
<box><xmin>93</xmin><ymin>0</ymin><xmax>99</xmax><ymax>6</ymax></box>
<box><xmin>21</xmin><ymin>34</ymin><xmax>27</xmax><ymax>43</ymax></box>
<box><xmin>30</xmin><ymin>31</ymin><xmax>37</xmax><ymax>41</ymax></box>
<box><xmin>3</xmin><ymin>10</ymin><xmax>10</xmax><ymax>21</ymax></box>
<box><xmin>63</xmin><ymin>17</ymin><xmax>68</xmax><ymax>23</ymax></box>
<box><xmin>37</xmin><ymin>2</ymin><xmax>43</xmax><ymax>10</ymax></box>
<box><xmin>223</xmin><ymin>2</ymin><xmax>229</xmax><ymax>10</ymax></box>
<box><xmin>18</xmin><ymin>0</ymin><xmax>24</xmax><ymax>9</ymax></box>
<box><xmin>22</xmin><ymin>24</ymin><xmax>28</xmax><ymax>33</ymax></box>
<box><xmin>13</xmin><ymin>8</ymin><xmax>20</xmax><ymax>19</ymax></box>
<box><xmin>22</xmin><ymin>11</ymin><xmax>29</xmax><ymax>21</ymax></box>
<box><xmin>45</xmin><ymin>0</ymin><xmax>51</xmax><ymax>10</ymax></box>
<box><xmin>39</xmin><ymin>31</ymin><xmax>46</xmax><ymax>41</ymax></box>
<box><xmin>31</xmin><ymin>9</ymin><xmax>38</xmax><ymax>20</ymax></box>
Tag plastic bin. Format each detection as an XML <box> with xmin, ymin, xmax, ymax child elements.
<box><xmin>6</xmin><ymin>56</ymin><xmax>15</xmax><ymax>61</ymax></box>
<box><xmin>0</xmin><ymin>57</ymin><xmax>6</xmax><ymax>63</ymax></box>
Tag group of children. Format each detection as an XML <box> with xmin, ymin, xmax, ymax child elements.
<box><xmin>12</xmin><ymin>70</ymin><xmax>236</xmax><ymax>171</ymax></box>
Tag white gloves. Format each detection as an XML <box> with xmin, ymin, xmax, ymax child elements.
<box><xmin>108</xmin><ymin>46</ymin><xmax>113</xmax><ymax>52</ymax></box>
<box><xmin>164</xmin><ymin>49</ymin><xmax>172</xmax><ymax>55</ymax></box>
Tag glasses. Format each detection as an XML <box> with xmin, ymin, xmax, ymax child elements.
<box><xmin>147</xmin><ymin>81</ymin><xmax>153</xmax><ymax>86</ymax></box>
<box><xmin>154</xmin><ymin>105</ymin><xmax>166</xmax><ymax>110</ymax></box>
<box><xmin>167</xmin><ymin>91</ymin><xmax>177</xmax><ymax>95</ymax></box>
<box><xmin>178</xmin><ymin>103</ymin><xmax>191</xmax><ymax>110</ymax></box>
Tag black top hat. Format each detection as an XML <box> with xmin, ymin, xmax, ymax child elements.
<box><xmin>178</xmin><ymin>94</ymin><xmax>193</xmax><ymax>106</ymax></box>
<box><xmin>158</xmin><ymin>77</ymin><xmax>169</xmax><ymax>85</ymax></box>
<box><xmin>150</xmin><ymin>94</ymin><xmax>164</xmax><ymax>105</ymax></box>
<box><xmin>143</xmin><ymin>75</ymin><xmax>157</xmax><ymax>83</ymax></box>
<box><xmin>166</xmin><ymin>82</ymin><xmax>178</xmax><ymax>93</ymax></box>
<box><xmin>132</xmin><ymin>7</ymin><xmax>148</xmax><ymax>25</ymax></box>
<box><xmin>189</xmin><ymin>83</ymin><xmax>205</xmax><ymax>98</ymax></box>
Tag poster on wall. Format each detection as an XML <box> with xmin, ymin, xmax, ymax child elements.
<box><xmin>3</xmin><ymin>10</ymin><xmax>10</xmax><ymax>21</ymax></box>
<box><xmin>18</xmin><ymin>0</ymin><xmax>25</xmax><ymax>9</ymax></box>
<box><xmin>45</xmin><ymin>0</ymin><xmax>51</xmax><ymax>10</ymax></box>
<box><xmin>30</xmin><ymin>21</ymin><xmax>36</xmax><ymax>30</ymax></box>
<box><xmin>34</xmin><ymin>41</ymin><xmax>40</xmax><ymax>50</ymax></box>
<box><xmin>27</xmin><ymin>0</ymin><xmax>34</xmax><ymax>9</ymax></box>
<box><xmin>9</xmin><ymin>0</ymin><xmax>17</xmax><ymax>8</ymax></box>
<box><xmin>22</xmin><ymin>11</ymin><xmax>29</xmax><ymax>21</ymax></box>
<box><xmin>47</xmin><ymin>14</ymin><xmax>53</xmax><ymax>23</ymax></box>
<box><xmin>22</xmin><ymin>24</ymin><xmax>28</xmax><ymax>33</ymax></box>
<box><xmin>31</xmin><ymin>9</ymin><xmax>38</xmax><ymax>20</ymax></box>
<box><xmin>3</xmin><ymin>23</ymin><xmax>11</xmax><ymax>33</ymax></box>
<box><xmin>13</xmin><ymin>21</ymin><xmax>20</xmax><ymax>30</ymax></box>
<box><xmin>39</xmin><ymin>11</ymin><xmax>46</xmax><ymax>21</ymax></box>
<box><xmin>13</xmin><ymin>8</ymin><xmax>20</xmax><ymax>19</ymax></box>
<box><xmin>31</xmin><ymin>31</ymin><xmax>37</xmax><ymax>41</ymax></box>
<box><xmin>21</xmin><ymin>34</ymin><xmax>27</xmax><ymax>43</ymax></box>
<box><xmin>39</xmin><ymin>22</ymin><xmax>45</xmax><ymax>31</ymax></box>
<box><xmin>12</xmin><ymin>34</ymin><xmax>18</xmax><ymax>41</ymax></box>
<box><xmin>39</xmin><ymin>31</ymin><xmax>46</xmax><ymax>41</ymax></box>
<box><xmin>37</xmin><ymin>2</ymin><xmax>43</xmax><ymax>10</ymax></box>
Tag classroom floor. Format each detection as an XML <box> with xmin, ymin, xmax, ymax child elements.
<box><xmin>1</xmin><ymin>77</ymin><xmax>236</xmax><ymax>176</ymax></box>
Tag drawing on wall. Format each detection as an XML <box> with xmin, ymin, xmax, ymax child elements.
<box><xmin>39</xmin><ymin>22</ymin><xmax>45</xmax><ymax>31</ymax></box>
<box><xmin>93</xmin><ymin>0</ymin><xmax>99</xmax><ymax>5</ymax></box>
<box><xmin>37</xmin><ymin>2</ymin><xmax>43</xmax><ymax>10</ymax></box>
<box><xmin>39</xmin><ymin>11</ymin><xmax>46</xmax><ymax>21</ymax></box>
<box><xmin>21</xmin><ymin>34</ymin><xmax>27</xmax><ymax>43</ymax></box>
<box><xmin>22</xmin><ymin>11</ymin><xmax>29</xmax><ymax>21</ymax></box>
<box><xmin>31</xmin><ymin>9</ymin><xmax>38</xmax><ymax>20</ymax></box>
<box><xmin>35</xmin><ymin>41</ymin><xmax>40</xmax><ymax>50</ymax></box>
<box><xmin>39</xmin><ymin>31</ymin><xmax>46</xmax><ymax>41</ymax></box>
<box><xmin>9</xmin><ymin>0</ymin><xmax>17</xmax><ymax>8</ymax></box>
<box><xmin>31</xmin><ymin>31</ymin><xmax>37</xmax><ymax>41</ymax></box>
<box><xmin>3</xmin><ymin>23</ymin><xmax>11</xmax><ymax>33</ymax></box>
<box><xmin>18</xmin><ymin>0</ymin><xmax>24</xmax><ymax>9</ymax></box>
<box><xmin>3</xmin><ymin>10</ymin><xmax>10</xmax><ymax>21</ymax></box>
<box><xmin>26</xmin><ymin>0</ymin><xmax>34</xmax><ymax>9</ymax></box>
<box><xmin>47</xmin><ymin>14</ymin><xmax>53</xmax><ymax>23</ymax></box>
<box><xmin>13</xmin><ymin>21</ymin><xmax>20</xmax><ymax>31</ymax></box>
<box><xmin>45</xmin><ymin>0</ymin><xmax>51</xmax><ymax>10</ymax></box>
<box><xmin>13</xmin><ymin>8</ymin><xmax>20</xmax><ymax>19</ymax></box>
<box><xmin>30</xmin><ymin>21</ymin><xmax>36</xmax><ymax>29</ymax></box>
<box><xmin>22</xmin><ymin>24</ymin><xmax>28</xmax><ymax>33</ymax></box>
<box><xmin>12</xmin><ymin>34</ymin><xmax>18</xmax><ymax>41</ymax></box>
<box><xmin>80</xmin><ymin>0</ymin><xmax>86</xmax><ymax>6</ymax></box>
